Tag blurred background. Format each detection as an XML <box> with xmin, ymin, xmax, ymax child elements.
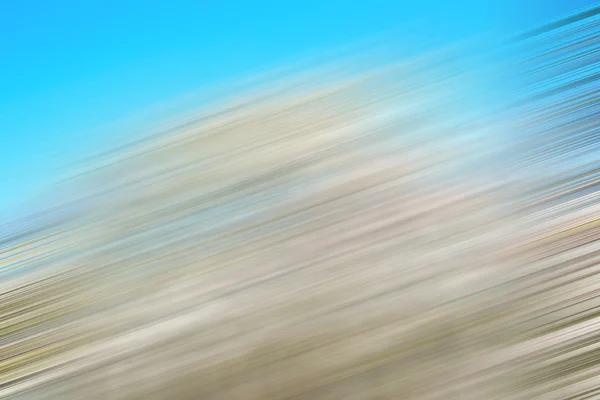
<box><xmin>1</xmin><ymin>1</ymin><xmax>599</xmax><ymax>399</ymax></box>
<box><xmin>0</xmin><ymin>0</ymin><xmax>594</xmax><ymax>221</ymax></box>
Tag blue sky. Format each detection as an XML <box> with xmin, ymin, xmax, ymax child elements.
<box><xmin>0</xmin><ymin>0</ymin><xmax>595</xmax><ymax>223</ymax></box>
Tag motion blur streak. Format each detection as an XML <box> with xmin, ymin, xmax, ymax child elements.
<box><xmin>1</xmin><ymin>6</ymin><xmax>600</xmax><ymax>400</ymax></box>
